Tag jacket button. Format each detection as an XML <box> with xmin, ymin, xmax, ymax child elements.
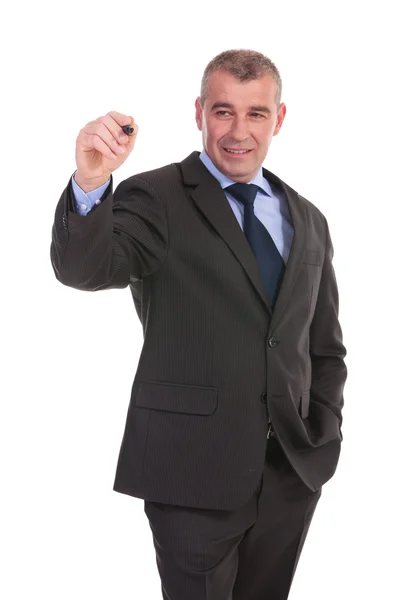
<box><xmin>261</xmin><ymin>393</ymin><xmax>267</xmax><ymax>403</ymax></box>
<box><xmin>268</xmin><ymin>336</ymin><xmax>277</xmax><ymax>348</ymax></box>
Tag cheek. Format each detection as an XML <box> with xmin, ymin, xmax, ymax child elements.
<box><xmin>207</xmin><ymin>122</ymin><xmax>227</xmax><ymax>143</ymax></box>
<box><xmin>209</xmin><ymin>129</ymin><xmax>222</xmax><ymax>143</ymax></box>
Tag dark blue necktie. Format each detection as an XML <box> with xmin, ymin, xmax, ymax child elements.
<box><xmin>226</xmin><ymin>183</ymin><xmax>285</xmax><ymax>308</ymax></box>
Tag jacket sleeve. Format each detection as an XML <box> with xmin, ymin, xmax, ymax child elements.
<box><xmin>309</xmin><ymin>216</ymin><xmax>347</xmax><ymax>439</ymax></box>
<box><xmin>50</xmin><ymin>173</ymin><xmax>169</xmax><ymax>291</ymax></box>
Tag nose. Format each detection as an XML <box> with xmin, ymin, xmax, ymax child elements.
<box><xmin>229</xmin><ymin>117</ymin><xmax>250</xmax><ymax>141</ymax></box>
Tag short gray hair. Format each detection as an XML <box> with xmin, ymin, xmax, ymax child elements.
<box><xmin>200</xmin><ymin>49</ymin><xmax>282</xmax><ymax>110</ymax></box>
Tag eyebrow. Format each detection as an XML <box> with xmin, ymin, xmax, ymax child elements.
<box><xmin>211</xmin><ymin>102</ymin><xmax>272</xmax><ymax>115</ymax></box>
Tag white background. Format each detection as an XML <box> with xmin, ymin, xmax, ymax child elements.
<box><xmin>2</xmin><ymin>0</ymin><xmax>399</xmax><ymax>598</ymax></box>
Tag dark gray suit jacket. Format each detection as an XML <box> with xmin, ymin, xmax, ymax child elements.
<box><xmin>50</xmin><ymin>150</ymin><xmax>347</xmax><ymax>510</ymax></box>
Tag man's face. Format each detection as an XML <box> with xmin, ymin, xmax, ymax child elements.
<box><xmin>195</xmin><ymin>70</ymin><xmax>286</xmax><ymax>183</ymax></box>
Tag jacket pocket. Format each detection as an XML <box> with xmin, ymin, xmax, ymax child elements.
<box><xmin>303</xmin><ymin>250</ymin><xmax>322</xmax><ymax>266</ymax></box>
<box><xmin>301</xmin><ymin>389</ymin><xmax>310</xmax><ymax>419</ymax></box>
<box><xmin>135</xmin><ymin>380</ymin><xmax>218</xmax><ymax>416</ymax></box>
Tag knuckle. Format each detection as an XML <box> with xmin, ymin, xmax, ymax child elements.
<box><xmin>81</xmin><ymin>132</ymin><xmax>91</xmax><ymax>146</ymax></box>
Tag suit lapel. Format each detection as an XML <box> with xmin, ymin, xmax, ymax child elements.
<box><xmin>179</xmin><ymin>152</ymin><xmax>307</xmax><ymax>325</ymax></box>
<box><xmin>262</xmin><ymin>165</ymin><xmax>307</xmax><ymax>328</ymax></box>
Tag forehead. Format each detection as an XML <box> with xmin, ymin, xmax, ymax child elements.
<box><xmin>206</xmin><ymin>70</ymin><xmax>277</xmax><ymax>107</ymax></box>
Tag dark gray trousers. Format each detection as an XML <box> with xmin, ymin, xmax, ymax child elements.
<box><xmin>144</xmin><ymin>436</ymin><xmax>322</xmax><ymax>600</ymax></box>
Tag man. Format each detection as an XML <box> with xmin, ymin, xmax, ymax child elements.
<box><xmin>50</xmin><ymin>49</ymin><xmax>347</xmax><ymax>599</ymax></box>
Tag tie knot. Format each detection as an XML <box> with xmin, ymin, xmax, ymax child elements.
<box><xmin>226</xmin><ymin>183</ymin><xmax>260</xmax><ymax>206</ymax></box>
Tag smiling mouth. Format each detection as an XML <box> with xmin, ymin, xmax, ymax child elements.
<box><xmin>223</xmin><ymin>147</ymin><xmax>253</xmax><ymax>155</ymax></box>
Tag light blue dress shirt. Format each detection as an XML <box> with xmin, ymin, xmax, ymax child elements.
<box><xmin>71</xmin><ymin>149</ymin><xmax>294</xmax><ymax>263</ymax></box>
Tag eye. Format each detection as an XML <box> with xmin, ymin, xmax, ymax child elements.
<box><xmin>215</xmin><ymin>111</ymin><xmax>264</xmax><ymax>118</ymax></box>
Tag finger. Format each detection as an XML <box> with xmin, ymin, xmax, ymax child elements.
<box><xmin>85</xmin><ymin>122</ymin><xmax>127</xmax><ymax>157</ymax></box>
<box><xmin>95</xmin><ymin>114</ymin><xmax>131</xmax><ymax>145</ymax></box>
<box><xmin>104</xmin><ymin>111</ymin><xmax>138</xmax><ymax>144</ymax></box>
<box><xmin>80</xmin><ymin>128</ymin><xmax>122</xmax><ymax>160</ymax></box>
<box><xmin>106</xmin><ymin>111</ymin><xmax>135</xmax><ymax>142</ymax></box>
<box><xmin>91</xmin><ymin>135</ymin><xmax>121</xmax><ymax>160</ymax></box>
<box><xmin>107</xmin><ymin>111</ymin><xmax>133</xmax><ymax>127</ymax></box>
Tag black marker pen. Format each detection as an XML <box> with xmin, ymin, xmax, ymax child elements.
<box><xmin>121</xmin><ymin>125</ymin><xmax>134</xmax><ymax>135</ymax></box>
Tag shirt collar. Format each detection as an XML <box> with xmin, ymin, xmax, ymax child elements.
<box><xmin>199</xmin><ymin>149</ymin><xmax>272</xmax><ymax>196</ymax></box>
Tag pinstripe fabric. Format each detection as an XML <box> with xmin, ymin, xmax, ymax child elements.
<box><xmin>50</xmin><ymin>150</ymin><xmax>347</xmax><ymax>511</ymax></box>
<box><xmin>144</xmin><ymin>437</ymin><xmax>322</xmax><ymax>599</ymax></box>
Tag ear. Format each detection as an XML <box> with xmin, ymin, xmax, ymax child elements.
<box><xmin>195</xmin><ymin>97</ymin><xmax>203</xmax><ymax>131</ymax></box>
<box><xmin>273</xmin><ymin>103</ymin><xmax>287</xmax><ymax>136</ymax></box>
